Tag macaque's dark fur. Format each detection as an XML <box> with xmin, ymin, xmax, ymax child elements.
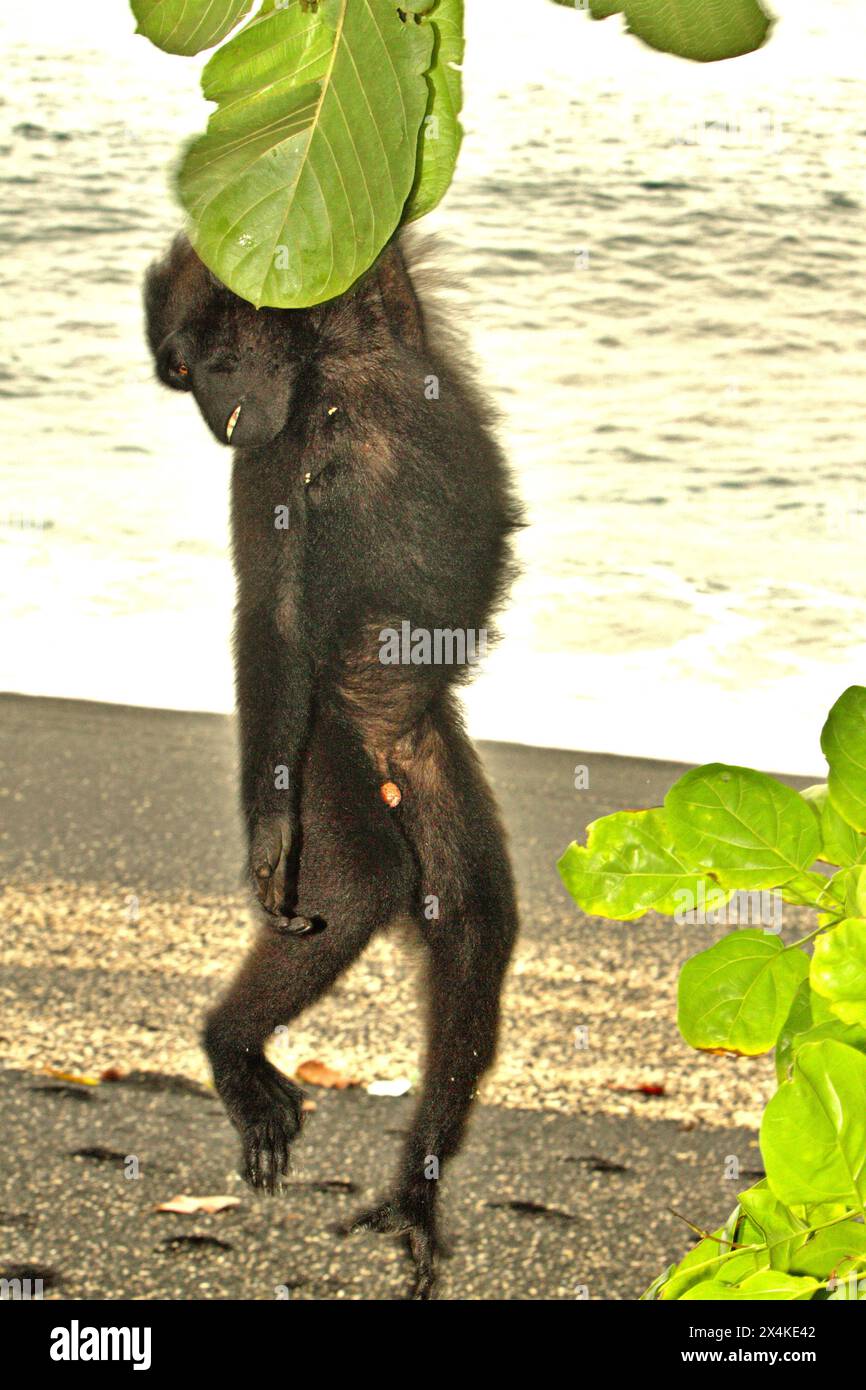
<box><xmin>144</xmin><ymin>233</ymin><xmax>521</xmax><ymax>1298</ymax></box>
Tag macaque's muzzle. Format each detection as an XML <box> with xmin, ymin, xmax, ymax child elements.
<box><xmin>156</xmin><ymin>329</ymin><xmax>292</xmax><ymax>449</ymax></box>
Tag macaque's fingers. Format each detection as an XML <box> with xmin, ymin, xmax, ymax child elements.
<box><xmin>250</xmin><ymin>813</ymin><xmax>293</xmax><ymax>915</ymax></box>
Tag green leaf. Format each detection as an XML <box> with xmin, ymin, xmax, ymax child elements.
<box><xmin>677</xmin><ymin>931</ymin><xmax>809</xmax><ymax>1055</ymax></box>
<box><xmin>779</xmin><ymin>870</ymin><xmax>837</xmax><ymax>910</ymax></box>
<box><xmin>557</xmin><ymin>808</ymin><xmax>729</xmax><ymax>922</ymax></box>
<box><xmin>658</xmin><ymin>1231</ymin><xmax>729</xmax><ymax>1300</ymax></box>
<box><xmin>793</xmin><ymin>1019</ymin><xmax>866</xmax><ymax>1057</ymax></box>
<box><xmin>761</xmin><ymin>1040</ymin><xmax>866</xmax><ymax>1208</ymax></box>
<box><xmin>657</xmin><ymin>1216</ymin><xmax>766</xmax><ymax>1300</ymax></box>
<box><xmin>550</xmin><ymin>0</ymin><xmax>773</xmax><ymax>64</ymax></box>
<box><xmin>404</xmin><ymin>0</ymin><xmax>464</xmax><ymax>221</ymax></box>
<box><xmin>811</xmin><ymin>919</ymin><xmax>866</xmax><ymax>1028</ymax></box>
<box><xmin>799</xmin><ymin>782</ymin><xmax>866</xmax><ymax>875</ymax></box>
<box><xmin>737</xmin><ymin>1187</ymin><xmax>807</xmax><ymax>1271</ymax></box>
<box><xmin>131</xmin><ymin>0</ymin><xmax>253</xmax><ymax>55</ymax></box>
<box><xmin>821</xmin><ymin>686</ymin><xmax>866</xmax><ymax>834</ymax></box>
<box><xmin>824</xmin><ymin>797</ymin><xmax>866</xmax><ymax>869</ymax></box>
<box><xmin>775</xmin><ymin>979</ymin><xmax>814</xmax><ymax>1083</ymax></box>
<box><xmin>778</xmin><ymin>996</ymin><xmax>866</xmax><ymax>1084</ymax></box>
<box><xmin>179</xmin><ymin>0</ymin><xmax>434</xmax><ymax>307</ymax></box>
<box><xmin>789</xmin><ymin>1221</ymin><xmax>866</xmax><ymax>1279</ymax></box>
<box><xmin>665</xmin><ymin>764</ymin><xmax>821</xmax><ymax>891</ymax></box>
<box><xmin>831</xmin><ymin>866</ymin><xmax>866</xmax><ymax>919</ymax></box>
<box><xmin>641</xmin><ymin>1263</ymin><xmax>676</xmax><ymax>1300</ymax></box>
<box><xmin>681</xmin><ymin>1270</ymin><xmax>819</xmax><ymax>1300</ymax></box>
<box><xmin>800</xmin><ymin>783</ymin><xmax>826</xmax><ymax>820</ymax></box>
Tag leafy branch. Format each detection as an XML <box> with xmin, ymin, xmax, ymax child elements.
<box><xmin>559</xmin><ymin>687</ymin><xmax>866</xmax><ymax>1300</ymax></box>
<box><xmin>130</xmin><ymin>0</ymin><xmax>775</xmax><ymax>307</ymax></box>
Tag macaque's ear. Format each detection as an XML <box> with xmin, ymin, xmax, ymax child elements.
<box><xmin>372</xmin><ymin>241</ymin><xmax>425</xmax><ymax>352</ymax></box>
<box><xmin>144</xmin><ymin>257</ymin><xmax>173</xmax><ymax>358</ymax></box>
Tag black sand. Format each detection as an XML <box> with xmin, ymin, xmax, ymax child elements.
<box><xmin>0</xmin><ymin>694</ymin><xmax>813</xmax><ymax>1300</ymax></box>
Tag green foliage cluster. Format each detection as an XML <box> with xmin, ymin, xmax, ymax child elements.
<box><xmin>559</xmin><ymin>688</ymin><xmax>866</xmax><ymax>1300</ymax></box>
<box><xmin>131</xmin><ymin>0</ymin><xmax>773</xmax><ymax>308</ymax></box>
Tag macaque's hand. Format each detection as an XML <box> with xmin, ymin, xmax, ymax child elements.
<box><xmin>250</xmin><ymin>812</ymin><xmax>295</xmax><ymax>916</ymax></box>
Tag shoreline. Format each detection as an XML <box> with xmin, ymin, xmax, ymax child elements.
<box><xmin>0</xmin><ymin>688</ymin><xmax>823</xmax><ymax>800</ymax></box>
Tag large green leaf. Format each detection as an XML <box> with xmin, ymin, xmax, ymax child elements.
<box><xmin>550</xmin><ymin>0</ymin><xmax>773</xmax><ymax>63</ymax></box>
<box><xmin>677</xmin><ymin>931</ymin><xmax>809</xmax><ymax>1055</ymax></box>
<box><xmin>557</xmin><ymin>808</ymin><xmax>729</xmax><ymax>922</ymax></box>
<box><xmin>761</xmin><ymin>1040</ymin><xmax>866</xmax><ymax>1207</ymax></box>
<box><xmin>404</xmin><ymin>0</ymin><xmax>464</xmax><ymax>221</ymax></box>
<box><xmin>811</xmin><ymin>919</ymin><xmax>866</xmax><ymax>1028</ymax></box>
<box><xmin>179</xmin><ymin>0</ymin><xmax>434</xmax><ymax>307</ymax></box>
<box><xmin>665</xmin><ymin>764</ymin><xmax>821</xmax><ymax>891</ymax></box>
<box><xmin>131</xmin><ymin>0</ymin><xmax>253</xmax><ymax>56</ymax></box>
<box><xmin>821</xmin><ymin>687</ymin><xmax>866</xmax><ymax>834</ymax></box>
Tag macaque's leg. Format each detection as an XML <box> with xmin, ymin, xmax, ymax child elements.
<box><xmin>349</xmin><ymin>698</ymin><xmax>518</xmax><ymax>1299</ymax></box>
<box><xmin>204</xmin><ymin>705</ymin><xmax>416</xmax><ymax>1192</ymax></box>
<box><xmin>204</xmin><ymin>916</ymin><xmax>381</xmax><ymax>1193</ymax></box>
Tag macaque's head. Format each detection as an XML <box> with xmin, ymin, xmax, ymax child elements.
<box><xmin>144</xmin><ymin>235</ymin><xmax>313</xmax><ymax>449</ymax></box>
<box><xmin>145</xmin><ymin>233</ymin><xmax>426</xmax><ymax>448</ymax></box>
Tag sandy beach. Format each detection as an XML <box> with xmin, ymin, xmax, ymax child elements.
<box><xmin>0</xmin><ymin>693</ymin><xmax>814</xmax><ymax>1299</ymax></box>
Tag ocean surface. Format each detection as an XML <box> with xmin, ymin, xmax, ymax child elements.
<box><xmin>1</xmin><ymin>0</ymin><xmax>865</xmax><ymax>774</ymax></box>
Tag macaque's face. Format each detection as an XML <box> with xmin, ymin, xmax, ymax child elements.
<box><xmin>144</xmin><ymin>236</ymin><xmax>308</xmax><ymax>449</ymax></box>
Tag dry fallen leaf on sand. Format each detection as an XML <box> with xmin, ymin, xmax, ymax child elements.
<box><xmin>43</xmin><ymin>1067</ymin><xmax>99</xmax><ymax>1086</ymax></box>
<box><xmin>607</xmin><ymin>1081</ymin><xmax>666</xmax><ymax>1097</ymax></box>
<box><xmin>99</xmin><ymin>1065</ymin><xmax>127</xmax><ymax>1082</ymax></box>
<box><xmin>155</xmin><ymin>1195</ymin><xmax>241</xmax><ymax>1216</ymax></box>
<box><xmin>295</xmin><ymin>1059</ymin><xmax>358</xmax><ymax>1090</ymax></box>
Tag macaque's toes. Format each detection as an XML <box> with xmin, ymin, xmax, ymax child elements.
<box><xmin>347</xmin><ymin>1195</ymin><xmax>439</xmax><ymax>1299</ymax></box>
<box><xmin>241</xmin><ymin>1091</ymin><xmax>302</xmax><ymax>1195</ymax></box>
<box><xmin>243</xmin><ymin>1115</ymin><xmax>292</xmax><ymax>1194</ymax></box>
<box><xmin>213</xmin><ymin>1057</ymin><xmax>303</xmax><ymax>1195</ymax></box>
<box><xmin>408</xmin><ymin>1228</ymin><xmax>437</xmax><ymax>1300</ymax></box>
<box><xmin>347</xmin><ymin>1199</ymin><xmax>408</xmax><ymax>1235</ymax></box>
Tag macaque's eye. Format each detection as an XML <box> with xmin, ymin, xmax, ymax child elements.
<box><xmin>158</xmin><ymin>339</ymin><xmax>193</xmax><ymax>392</ymax></box>
<box><xmin>167</xmin><ymin>351</ymin><xmax>190</xmax><ymax>390</ymax></box>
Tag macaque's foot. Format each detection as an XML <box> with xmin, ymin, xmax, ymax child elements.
<box><xmin>347</xmin><ymin>1190</ymin><xmax>440</xmax><ymax>1300</ymax></box>
<box><xmin>209</xmin><ymin>1050</ymin><xmax>304</xmax><ymax>1195</ymax></box>
<box><xmin>250</xmin><ymin>812</ymin><xmax>295</xmax><ymax>916</ymax></box>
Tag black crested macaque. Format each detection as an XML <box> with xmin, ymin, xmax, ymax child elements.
<box><xmin>144</xmin><ymin>233</ymin><xmax>521</xmax><ymax>1299</ymax></box>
